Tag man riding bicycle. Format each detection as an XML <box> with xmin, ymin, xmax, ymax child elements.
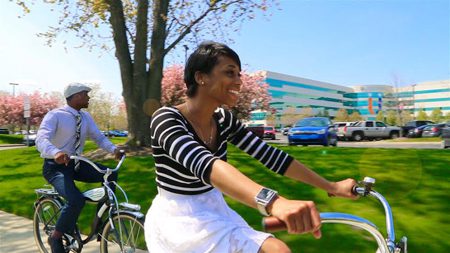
<box><xmin>36</xmin><ymin>83</ymin><xmax>123</xmax><ymax>253</ymax></box>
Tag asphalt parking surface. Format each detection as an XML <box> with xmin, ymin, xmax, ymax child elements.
<box><xmin>266</xmin><ymin>134</ymin><xmax>443</xmax><ymax>149</ymax></box>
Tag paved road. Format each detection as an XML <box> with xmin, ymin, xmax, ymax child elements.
<box><xmin>0</xmin><ymin>144</ymin><xmax>27</xmax><ymax>151</ymax></box>
<box><xmin>0</xmin><ymin>211</ymin><xmax>100</xmax><ymax>253</ymax></box>
<box><xmin>267</xmin><ymin>133</ymin><xmax>443</xmax><ymax>149</ymax></box>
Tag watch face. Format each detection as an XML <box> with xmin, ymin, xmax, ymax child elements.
<box><xmin>257</xmin><ymin>188</ymin><xmax>274</xmax><ymax>201</ymax></box>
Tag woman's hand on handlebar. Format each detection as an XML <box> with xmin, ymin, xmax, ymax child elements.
<box><xmin>267</xmin><ymin>197</ymin><xmax>322</xmax><ymax>238</ymax></box>
<box><xmin>328</xmin><ymin>178</ymin><xmax>359</xmax><ymax>199</ymax></box>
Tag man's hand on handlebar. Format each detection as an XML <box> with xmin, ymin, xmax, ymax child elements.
<box><xmin>114</xmin><ymin>149</ymin><xmax>125</xmax><ymax>160</ymax></box>
<box><xmin>267</xmin><ymin>197</ymin><xmax>322</xmax><ymax>238</ymax></box>
<box><xmin>54</xmin><ymin>152</ymin><xmax>70</xmax><ymax>166</ymax></box>
<box><xmin>328</xmin><ymin>178</ymin><xmax>359</xmax><ymax>199</ymax></box>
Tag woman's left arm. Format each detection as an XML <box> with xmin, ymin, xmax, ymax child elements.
<box><xmin>284</xmin><ymin>160</ymin><xmax>357</xmax><ymax>199</ymax></box>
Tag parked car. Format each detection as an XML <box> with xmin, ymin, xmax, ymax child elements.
<box><xmin>263</xmin><ymin>126</ymin><xmax>276</xmax><ymax>140</ymax></box>
<box><xmin>107</xmin><ymin>130</ymin><xmax>128</xmax><ymax>137</ymax></box>
<box><xmin>406</xmin><ymin>125</ymin><xmax>428</xmax><ymax>138</ymax></box>
<box><xmin>288</xmin><ymin>117</ymin><xmax>337</xmax><ymax>146</ymax></box>
<box><xmin>401</xmin><ymin>120</ymin><xmax>434</xmax><ymax>137</ymax></box>
<box><xmin>246</xmin><ymin>126</ymin><xmax>264</xmax><ymax>139</ymax></box>
<box><xmin>336</xmin><ymin>121</ymin><xmax>401</xmax><ymax>141</ymax></box>
<box><xmin>282</xmin><ymin>126</ymin><xmax>291</xmax><ymax>135</ymax></box>
<box><xmin>23</xmin><ymin>133</ymin><xmax>37</xmax><ymax>146</ymax></box>
<box><xmin>333</xmin><ymin>122</ymin><xmax>356</xmax><ymax>140</ymax></box>
<box><xmin>441</xmin><ymin>123</ymin><xmax>450</xmax><ymax>148</ymax></box>
<box><xmin>421</xmin><ymin>124</ymin><xmax>446</xmax><ymax>137</ymax></box>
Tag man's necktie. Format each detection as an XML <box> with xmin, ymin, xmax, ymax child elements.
<box><xmin>74</xmin><ymin>113</ymin><xmax>82</xmax><ymax>171</ymax></box>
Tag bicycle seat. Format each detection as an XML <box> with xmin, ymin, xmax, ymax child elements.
<box><xmin>83</xmin><ymin>187</ymin><xmax>106</xmax><ymax>202</ymax></box>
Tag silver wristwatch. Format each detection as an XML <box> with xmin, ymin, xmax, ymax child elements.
<box><xmin>255</xmin><ymin>187</ymin><xmax>278</xmax><ymax>216</ymax></box>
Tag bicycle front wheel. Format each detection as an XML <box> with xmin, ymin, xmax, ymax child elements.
<box><xmin>33</xmin><ymin>198</ymin><xmax>62</xmax><ymax>253</ymax></box>
<box><xmin>100</xmin><ymin>213</ymin><xmax>146</xmax><ymax>253</ymax></box>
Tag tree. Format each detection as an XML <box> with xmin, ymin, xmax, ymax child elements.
<box><xmin>160</xmin><ymin>65</ymin><xmax>272</xmax><ymax>120</ymax></box>
<box><xmin>265</xmin><ymin>110</ymin><xmax>277</xmax><ymax>127</ymax></box>
<box><xmin>280</xmin><ymin>107</ymin><xmax>300</xmax><ymax>127</ymax></box>
<box><xmin>85</xmin><ymin>84</ymin><xmax>117</xmax><ymax>131</ymax></box>
<box><xmin>376</xmin><ymin>111</ymin><xmax>385</xmax><ymax>122</ymax></box>
<box><xmin>386</xmin><ymin>110</ymin><xmax>397</xmax><ymax>126</ymax></box>
<box><xmin>0</xmin><ymin>92</ymin><xmax>61</xmax><ymax>131</ymax></box>
<box><xmin>399</xmin><ymin>110</ymin><xmax>413</xmax><ymax>125</ymax></box>
<box><xmin>17</xmin><ymin>0</ymin><xmax>276</xmax><ymax>147</ymax></box>
<box><xmin>430</xmin><ymin>108</ymin><xmax>443</xmax><ymax>123</ymax></box>
<box><xmin>161</xmin><ymin>65</ymin><xmax>187</xmax><ymax>107</ymax></box>
<box><xmin>348</xmin><ymin>111</ymin><xmax>363</xmax><ymax>122</ymax></box>
<box><xmin>82</xmin><ymin>83</ymin><xmax>128</xmax><ymax>131</ymax></box>
<box><xmin>297</xmin><ymin>107</ymin><xmax>313</xmax><ymax>120</ymax></box>
<box><xmin>334</xmin><ymin>108</ymin><xmax>349</xmax><ymax>122</ymax></box>
<box><xmin>416</xmin><ymin>109</ymin><xmax>428</xmax><ymax>121</ymax></box>
<box><xmin>445</xmin><ymin>112</ymin><xmax>450</xmax><ymax>121</ymax></box>
<box><xmin>111</xmin><ymin>100</ymin><xmax>128</xmax><ymax>130</ymax></box>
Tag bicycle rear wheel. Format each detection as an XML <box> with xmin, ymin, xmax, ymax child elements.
<box><xmin>100</xmin><ymin>213</ymin><xmax>146</xmax><ymax>253</ymax></box>
<box><xmin>33</xmin><ymin>198</ymin><xmax>62</xmax><ymax>253</ymax></box>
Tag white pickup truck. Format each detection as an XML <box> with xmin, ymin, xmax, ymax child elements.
<box><xmin>337</xmin><ymin>121</ymin><xmax>402</xmax><ymax>141</ymax></box>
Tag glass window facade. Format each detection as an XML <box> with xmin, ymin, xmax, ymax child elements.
<box><xmin>254</xmin><ymin>71</ymin><xmax>449</xmax><ymax>122</ymax></box>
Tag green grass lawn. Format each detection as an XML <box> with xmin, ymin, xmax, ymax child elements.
<box><xmin>0</xmin><ymin>142</ymin><xmax>449</xmax><ymax>252</ymax></box>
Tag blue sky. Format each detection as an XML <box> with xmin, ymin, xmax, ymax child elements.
<box><xmin>1</xmin><ymin>0</ymin><xmax>449</xmax><ymax>97</ymax></box>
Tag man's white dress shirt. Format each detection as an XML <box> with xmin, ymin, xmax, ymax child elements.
<box><xmin>36</xmin><ymin>105</ymin><xmax>116</xmax><ymax>159</ymax></box>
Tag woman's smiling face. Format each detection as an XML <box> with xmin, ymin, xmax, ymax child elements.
<box><xmin>201</xmin><ymin>56</ymin><xmax>242</xmax><ymax>107</ymax></box>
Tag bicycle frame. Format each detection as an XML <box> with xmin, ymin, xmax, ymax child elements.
<box><xmin>34</xmin><ymin>153</ymin><xmax>144</xmax><ymax>252</ymax></box>
<box><xmin>262</xmin><ymin>177</ymin><xmax>408</xmax><ymax>253</ymax></box>
<box><xmin>69</xmin><ymin>154</ymin><xmax>144</xmax><ymax>243</ymax></box>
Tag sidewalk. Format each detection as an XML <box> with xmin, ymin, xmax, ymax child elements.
<box><xmin>0</xmin><ymin>144</ymin><xmax>26</xmax><ymax>147</ymax></box>
<box><xmin>0</xmin><ymin>210</ymin><xmax>99</xmax><ymax>252</ymax></box>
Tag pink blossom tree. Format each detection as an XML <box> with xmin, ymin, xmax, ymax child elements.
<box><xmin>0</xmin><ymin>92</ymin><xmax>62</xmax><ymax>131</ymax></box>
<box><xmin>161</xmin><ymin>65</ymin><xmax>272</xmax><ymax>120</ymax></box>
<box><xmin>161</xmin><ymin>65</ymin><xmax>187</xmax><ymax>107</ymax></box>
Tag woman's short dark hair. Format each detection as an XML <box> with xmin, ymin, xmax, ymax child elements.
<box><xmin>184</xmin><ymin>41</ymin><xmax>241</xmax><ymax>97</ymax></box>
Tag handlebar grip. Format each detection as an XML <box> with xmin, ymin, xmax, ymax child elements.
<box><xmin>327</xmin><ymin>184</ymin><xmax>360</xmax><ymax>198</ymax></box>
<box><xmin>262</xmin><ymin>216</ymin><xmax>287</xmax><ymax>232</ymax></box>
<box><xmin>351</xmin><ymin>185</ymin><xmax>359</xmax><ymax>196</ymax></box>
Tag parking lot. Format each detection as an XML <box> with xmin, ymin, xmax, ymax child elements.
<box><xmin>266</xmin><ymin>133</ymin><xmax>443</xmax><ymax>149</ymax></box>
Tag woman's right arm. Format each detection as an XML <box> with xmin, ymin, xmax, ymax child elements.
<box><xmin>209</xmin><ymin>159</ymin><xmax>322</xmax><ymax>238</ymax></box>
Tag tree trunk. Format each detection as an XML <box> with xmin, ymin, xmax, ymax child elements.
<box><xmin>141</xmin><ymin>0</ymin><xmax>169</xmax><ymax>142</ymax></box>
<box><xmin>106</xmin><ymin>0</ymin><xmax>168</xmax><ymax>147</ymax></box>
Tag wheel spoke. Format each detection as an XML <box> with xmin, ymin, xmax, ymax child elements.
<box><xmin>100</xmin><ymin>214</ymin><xmax>146</xmax><ymax>253</ymax></box>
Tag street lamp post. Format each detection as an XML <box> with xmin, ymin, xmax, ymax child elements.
<box><xmin>412</xmin><ymin>84</ymin><xmax>416</xmax><ymax>120</ymax></box>
<box><xmin>9</xmin><ymin>82</ymin><xmax>19</xmax><ymax>96</ymax></box>
<box><xmin>183</xmin><ymin>45</ymin><xmax>189</xmax><ymax>62</ymax></box>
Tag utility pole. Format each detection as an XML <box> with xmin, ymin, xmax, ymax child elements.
<box><xmin>9</xmin><ymin>82</ymin><xmax>19</xmax><ymax>96</ymax></box>
<box><xmin>183</xmin><ymin>45</ymin><xmax>189</xmax><ymax>62</ymax></box>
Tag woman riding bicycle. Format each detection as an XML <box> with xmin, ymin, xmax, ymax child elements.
<box><xmin>145</xmin><ymin>41</ymin><xmax>357</xmax><ymax>253</ymax></box>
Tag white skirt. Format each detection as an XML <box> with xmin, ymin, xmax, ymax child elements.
<box><xmin>144</xmin><ymin>187</ymin><xmax>273</xmax><ymax>253</ymax></box>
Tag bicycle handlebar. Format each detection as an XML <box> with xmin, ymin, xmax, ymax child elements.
<box><xmin>69</xmin><ymin>150</ymin><xmax>126</xmax><ymax>174</ymax></box>
<box><xmin>261</xmin><ymin>177</ymin><xmax>398</xmax><ymax>253</ymax></box>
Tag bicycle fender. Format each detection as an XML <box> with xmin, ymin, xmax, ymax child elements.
<box><xmin>111</xmin><ymin>210</ymin><xmax>145</xmax><ymax>220</ymax></box>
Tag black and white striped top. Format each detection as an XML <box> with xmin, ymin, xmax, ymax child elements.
<box><xmin>150</xmin><ymin>106</ymin><xmax>294</xmax><ymax>195</ymax></box>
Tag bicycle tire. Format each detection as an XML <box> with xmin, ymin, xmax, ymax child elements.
<box><xmin>33</xmin><ymin>197</ymin><xmax>62</xmax><ymax>253</ymax></box>
<box><xmin>100</xmin><ymin>213</ymin><xmax>146</xmax><ymax>253</ymax></box>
